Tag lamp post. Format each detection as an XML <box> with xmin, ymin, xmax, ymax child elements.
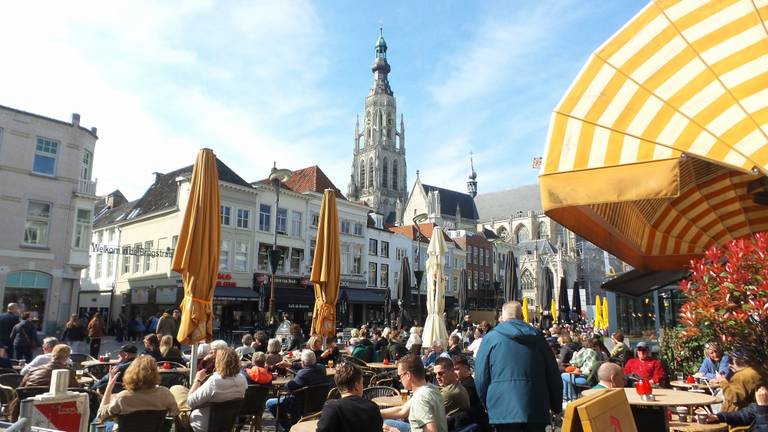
<box><xmin>266</xmin><ymin>163</ymin><xmax>292</xmax><ymax>327</ymax></box>
<box><xmin>412</xmin><ymin>213</ymin><xmax>428</xmax><ymax>324</ymax></box>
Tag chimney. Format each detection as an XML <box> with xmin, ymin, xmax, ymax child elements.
<box><xmin>90</xmin><ymin>127</ymin><xmax>98</xmax><ymax>135</ymax></box>
<box><xmin>152</xmin><ymin>172</ymin><xmax>162</xmax><ymax>183</ymax></box>
<box><xmin>71</xmin><ymin>113</ymin><xmax>80</xmax><ymax>126</ymax></box>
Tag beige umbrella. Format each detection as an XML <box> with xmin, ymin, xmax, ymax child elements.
<box><xmin>310</xmin><ymin>190</ymin><xmax>340</xmax><ymax>339</ymax></box>
<box><xmin>422</xmin><ymin>227</ymin><xmax>448</xmax><ymax>348</ymax></box>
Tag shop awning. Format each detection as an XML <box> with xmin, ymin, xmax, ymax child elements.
<box><xmin>343</xmin><ymin>288</ymin><xmax>388</xmax><ymax>304</ymax></box>
<box><xmin>540</xmin><ymin>0</ymin><xmax>768</xmax><ymax>270</ymax></box>
<box><xmin>277</xmin><ymin>288</ymin><xmax>316</xmax><ymax>307</ymax></box>
<box><xmin>214</xmin><ymin>286</ymin><xmax>258</xmax><ymax>301</ymax></box>
<box><xmin>602</xmin><ymin>269</ymin><xmax>690</xmax><ymax>297</ymax></box>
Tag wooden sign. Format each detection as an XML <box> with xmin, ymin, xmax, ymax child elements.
<box><xmin>562</xmin><ymin>389</ymin><xmax>637</xmax><ymax>432</ymax></box>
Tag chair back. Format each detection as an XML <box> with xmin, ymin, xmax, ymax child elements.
<box><xmin>0</xmin><ymin>374</ymin><xmax>22</xmax><ymax>389</ymax></box>
<box><xmin>327</xmin><ymin>387</ymin><xmax>341</xmax><ymax>400</ymax></box>
<box><xmin>0</xmin><ymin>368</ymin><xmax>18</xmax><ymax>375</ymax></box>
<box><xmin>207</xmin><ymin>398</ymin><xmax>244</xmax><ymax>432</ymax></box>
<box><xmin>342</xmin><ymin>355</ymin><xmax>369</xmax><ymax>369</ymax></box>
<box><xmin>86</xmin><ymin>363</ymin><xmax>110</xmax><ymax>379</ymax></box>
<box><xmin>115</xmin><ymin>409</ymin><xmax>167</xmax><ymax>432</ymax></box>
<box><xmin>14</xmin><ymin>386</ymin><xmax>49</xmax><ymax>401</ymax></box>
<box><xmin>299</xmin><ymin>383</ymin><xmax>333</xmax><ymax>416</ymax></box>
<box><xmin>239</xmin><ymin>384</ymin><xmax>270</xmax><ymax>416</ymax></box>
<box><xmin>362</xmin><ymin>386</ymin><xmax>399</xmax><ymax>400</ymax></box>
<box><xmin>159</xmin><ymin>371</ymin><xmax>189</xmax><ymax>388</ymax></box>
<box><xmin>69</xmin><ymin>354</ymin><xmax>95</xmax><ymax>370</ymax></box>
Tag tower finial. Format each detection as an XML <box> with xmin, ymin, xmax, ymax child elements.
<box><xmin>467</xmin><ymin>152</ymin><xmax>478</xmax><ymax>198</ymax></box>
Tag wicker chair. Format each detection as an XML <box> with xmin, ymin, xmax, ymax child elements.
<box><xmin>236</xmin><ymin>384</ymin><xmax>271</xmax><ymax>432</ymax></box>
<box><xmin>0</xmin><ymin>375</ymin><xmax>22</xmax><ymax>390</ymax></box>
<box><xmin>326</xmin><ymin>387</ymin><xmax>341</xmax><ymax>400</ymax></box>
<box><xmin>158</xmin><ymin>371</ymin><xmax>188</xmax><ymax>388</ymax></box>
<box><xmin>115</xmin><ymin>409</ymin><xmax>167</xmax><ymax>432</ymax></box>
<box><xmin>362</xmin><ymin>386</ymin><xmax>399</xmax><ymax>400</ymax></box>
<box><xmin>297</xmin><ymin>412</ymin><xmax>322</xmax><ymax>423</ymax></box>
<box><xmin>342</xmin><ymin>355</ymin><xmax>370</xmax><ymax>369</ymax></box>
<box><xmin>276</xmin><ymin>383</ymin><xmax>332</xmax><ymax>428</ymax></box>
<box><xmin>206</xmin><ymin>398</ymin><xmax>245</xmax><ymax>432</ymax></box>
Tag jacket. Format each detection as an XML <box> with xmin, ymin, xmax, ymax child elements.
<box><xmin>352</xmin><ymin>339</ymin><xmax>374</xmax><ymax>362</ymax></box>
<box><xmin>244</xmin><ymin>365</ymin><xmax>273</xmax><ymax>385</ymax></box>
<box><xmin>474</xmin><ymin>319</ymin><xmax>562</xmax><ymax>425</ymax></box>
<box><xmin>88</xmin><ymin>318</ymin><xmax>106</xmax><ymax>338</ymax></box>
<box><xmin>10</xmin><ymin>320</ymin><xmax>39</xmax><ymax>350</ymax></box>
<box><xmin>11</xmin><ymin>364</ymin><xmax>79</xmax><ymax>420</ymax></box>
<box><xmin>623</xmin><ymin>358</ymin><xmax>666</xmax><ymax>385</ymax></box>
<box><xmin>0</xmin><ymin>313</ymin><xmax>19</xmax><ymax>345</ymax></box>
<box><xmin>62</xmin><ymin>324</ymin><xmax>86</xmax><ymax>342</ymax></box>
<box><xmin>717</xmin><ymin>403</ymin><xmax>768</xmax><ymax>431</ymax></box>
<box><xmin>93</xmin><ymin>358</ymin><xmax>134</xmax><ymax>390</ymax></box>
<box><xmin>284</xmin><ymin>363</ymin><xmax>331</xmax><ymax>392</ymax></box>
<box><xmin>570</xmin><ymin>348</ymin><xmax>601</xmax><ymax>376</ymax></box>
<box><xmin>721</xmin><ymin>366</ymin><xmax>766</xmax><ymax>413</ymax></box>
<box><xmin>156</xmin><ymin>315</ymin><xmax>176</xmax><ymax>337</ymax></box>
<box><xmin>698</xmin><ymin>355</ymin><xmax>732</xmax><ymax>380</ymax></box>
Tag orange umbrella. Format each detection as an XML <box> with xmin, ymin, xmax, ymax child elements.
<box><xmin>310</xmin><ymin>189</ymin><xmax>340</xmax><ymax>339</ymax></box>
<box><xmin>172</xmin><ymin>148</ymin><xmax>220</xmax><ymax>345</ymax></box>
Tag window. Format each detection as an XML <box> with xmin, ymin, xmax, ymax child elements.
<box><xmin>290</xmin><ymin>249</ymin><xmax>304</xmax><ymax>273</ymax></box>
<box><xmin>380</xmin><ymin>264</ymin><xmax>389</xmax><ymax>288</ymax></box>
<box><xmin>276</xmin><ymin>246</ymin><xmax>288</xmax><ymax>272</ymax></box>
<box><xmin>368</xmin><ymin>262</ymin><xmax>377</xmax><ymax>286</ymax></box>
<box><xmin>234</xmin><ymin>242</ymin><xmax>248</xmax><ymax>272</ymax></box>
<box><xmin>80</xmin><ymin>150</ymin><xmax>92</xmax><ymax>181</ymax></box>
<box><xmin>474</xmin><ymin>272</ymin><xmax>479</xmax><ymax>290</ymax></box>
<box><xmin>6</xmin><ymin>271</ymin><xmax>51</xmax><ymax>289</ymax></box>
<box><xmin>132</xmin><ymin>243</ymin><xmax>141</xmax><ymax>273</ymax></box>
<box><xmin>392</xmin><ymin>160</ymin><xmax>398</xmax><ymax>190</ymax></box>
<box><xmin>359</xmin><ymin>159</ymin><xmax>366</xmax><ymax>189</ymax></box>
<box><xmin>352</xmin><ymin>247</ymin><xmax>362</xmax><ymax>274</ymax></box>
<box><xmin>381</xmin><ymin>241</ymin><xmax>389</xmax><ymax>258</ymax></box>
<box><xmin>236</xmin><ymin>209</ymin><xmax>249</xmax><ymax>229</ymax></box>
<box><xmin>95</xmin><ymin>254</ymin><xmax>103</xmax><ymax>278</ymax></box>
<box><xmin>220</xmin><ymin>206</ymin><xmax>231</xmax><ymax>226</ymax></box>
<box><xmin>73</xmin><ymin>209</ymin><xmax>92</xmax><ymax>249</ymax></box>
<box><xmin>258</xmin><ymin>243</ymin><xmax>270</xmax><ymax>272</ymax></box>
<box><xmin>474</xmin><ymin>248</ymin><xmax>479</xmax><ymax>265</ymax></box>
<box><xmin>538</xmin><ymin>221</ymin><xmax>549</xmax><ymax>240</ymax></box>
<box><xmin>122</xmin><ymin>254</ymin><xmax>130</xmax><ymax>274</ymax></box>
<box><xmin>515</xmin><ymin>225</ymin><xmax>530</xmax><ymax>243</ymax></box>
<box><xmin>107</xmin><ymin>229</ymin><xmax>114</xmax><ymax>243</ymax></box>
<box><xmin>368</xmin><ymin>158</ymin><xmax>374</xmax><ymax>188</ymax></box>
<box><xmin>23</xmin><ymin>201</ymin><xmax>50</xmax><ymax>246</ymax></box>
<box><xmin>33</xmin><ymin>137</ymin><xmax>58</xmax><ymax>175</ymax></box>
<box><xmin>369</xmin><ymin>239</ymin><xmax>378</xmax><ymax>255</ymax></box>
<box><xmin>310</xmin><ymin>212</ymin><xmax>319</xmax><ymax>227</ymax></box>
<box><xmin>341</xmin><ymin>220</ymin><xmax>351</xmax><ymax>234</ymax></box>
<box><xmin>276</xmin><ymin>208</ymin><xmax>288</xmax><ymax>234</ymax></box>
<box><xmin>382</xmin><ymin>158</ymin><xmax>388</xmax><ymax>187</ymax></box>
<box><xmin>521</xmin><ymin>269</ymin><xmax>535</xmax><ymax>292</ymax></box>
<box><xmin>291</xmin><ymin>211</ymin><xmax>302</xmax><ymax>237</ymax></box>
<box><xmin>466</xmin><ymin>246</ymin><xmax>472</xmax><ymax>264</ymax></box>
<box><xmin>107</xmin><ymin>254</ymin><xmax>114</xmax><ymax>277</ymax></box>
<box><xmin>354</xmin><ymin>222</ymin><xmax>363</xmax><ymax>236</ymax></box>
<box><xmin>481</xmin><ymin>249</ymin><xmax>486</xmax><ymax>266</ymax></box>
<box><xmin>219</xmin><ymin>240</ymin><xmax>230</xmax><ymax>271</ymax></box>
<box><xmin>259</xmin><ymin>204</ymin><xmax>271</xmax><ymax>231</ymax></box>
<box><xmin>341</xmin><ymin>244</ymin><xmax>351</xmax><ymax>274</ymax></box>
<box><xmin>396</xmin><ymin>248</ymin><xmax>406</xmax><ymax>261</ymax></box>
<box><xmin>143</xmin><ymin>241</ymin><xmax>153</xmax><ymax>272</ymax></box>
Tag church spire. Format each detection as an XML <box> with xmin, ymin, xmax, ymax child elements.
<box><xmin>370</xmin><ymin>26</ymin><xmax>392</xmax><ymax>96</ymax></box>
<box><xmin>467</xmin><ymin>153</ymin><xmax>478</xmax><ymax>198</ymax></box>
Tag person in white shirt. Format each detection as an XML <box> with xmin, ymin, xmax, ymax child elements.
<box><xmin>467</xmin><ymin>329</ymin><xmax>483</xmax><ymax>358</ymax></box>
<box><xmin>170</xmin><ymin>347</ymin><xmax>247</xmax><ymax>432</ymax></box>
<box><xmin>235</xmin><ymin>334</ymin><xmax>255</xmax><ymax>358</ymax></box>
<box><xmin>21</xmin><ymin>337</ymin><xmax>60</xmax><ymax>375</ymax></box>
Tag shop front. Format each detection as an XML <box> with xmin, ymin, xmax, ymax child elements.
<box><xmin>254</xmin><ymin>273</ymin><xmax>315</xmax><ymax>329</ymax></box>
<box><xmin>3</xmin><ymin>271</ymin><xmax>51</xmax><ymax>330</ymax></box>
<box><xmin>125</xmin><ymin>284</ymin><xmax>182</xmax><ymax>323</ymax></box>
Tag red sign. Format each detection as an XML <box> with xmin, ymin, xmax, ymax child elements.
<box><xmin>217</xmin><ymin>273</ymin><xmax>236</xmax><ymax>287</ymax></box>
<box><xmin>35</xmin><ymin>401</ymin><xmax>82</xmax><ymax>432</ymax></box>
<box><xmin>217</xmin><ymin>273</ymin><xmax>232</xmax><ymax>280</ymax></box>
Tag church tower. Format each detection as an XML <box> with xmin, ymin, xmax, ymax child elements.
<box><xmin>347</xmin><ymin>27</ymin><xmax>407</xmax><ymax>224</ymax></box>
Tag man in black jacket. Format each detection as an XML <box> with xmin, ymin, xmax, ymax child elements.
<box><xmin>317</xmin><ymin>363</ymin><xmax>383</xmax><ymax>432</ymax></box>
<box><xmin>266</xmin><ymin>350</ymin><xmax>330</xmax><ymax>430</ymax></box>
<box><xmin>91</xmin><ymin>344</ymin><xmax>137</xmax><ymax>391</ymax></box>
<box><xmin>0</xmin><ymin>303</ymin><xmax>19</xmax><ymax>358</ymax></box>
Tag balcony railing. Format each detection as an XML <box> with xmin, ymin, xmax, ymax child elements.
<box><xmin>77</xmin><ymin>179</ymin><xmax>97</xmax><ymax>196</ymax></box>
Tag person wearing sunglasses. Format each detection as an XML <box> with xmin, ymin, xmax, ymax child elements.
<box><xmin>381</xmin><ymin>354</ymin><xmax>447</xmax><ymax>432</ymax></box>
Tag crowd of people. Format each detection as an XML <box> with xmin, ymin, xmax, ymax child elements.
<box><xmin>0</xmin><ymin>300</ymin><xmax>766</xmax><ymax>431</ymax></box>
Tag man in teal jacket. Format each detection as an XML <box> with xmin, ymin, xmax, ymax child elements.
<box><xmin>475</xmin><ymin>301</ymin><xmax>562</xmax><ymax>432</ymax></box>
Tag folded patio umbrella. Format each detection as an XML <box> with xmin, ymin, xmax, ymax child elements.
<box><xmin>396</xmin><ymin>257</ymin><xmax>413</xmax><ymax>327</ymax></box>
<box><xmin>310</xmin><ymin>190</ymin><xmax>340</xmax><ymax>339</ymax></box>
<box><xmin>422</xmin><ymin>227</ymin><xmax>448</xmax><ymax>348</ymax></box>
<box><xmin>558</xmin><ymin>277</ymin><xmax>571</xmax><ymax>324</ymax></box>
<box><xmin>571</xmin><ymin>281</ymin><xmax>582</xmax><ymax>323</ymax></box>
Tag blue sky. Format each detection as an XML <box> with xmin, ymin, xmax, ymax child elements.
<box><xmin>0</xmin><ymin>1</ymin><xmax>645</xmax><ymax>199</ymax></box>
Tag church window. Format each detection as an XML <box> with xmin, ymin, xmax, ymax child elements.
<box><xmin>368</xmin><ymin>157</ymin><xmax>374</xmax><ymax>188</ymax></box>
<box><xmin>359</xmin><ymin>159</ymin><xmax>366</xmax><ymax>189</ymax></box>
<box><xmin>520</xmin><ymin>269</ymin><xmax>534</xmax><ymax>292</ymax></box>
<box><xmin>515</xmin><ymin>225</ymin><xmax>530</xmax><ymax>243</ymax></box>
<box><xmin>392</xmin><ymin>160</ymin><xmax>398</xmax><ymax>190</ymax></box>
<box><xmin>382</xmin><ymin>158</ymin><xmax>388</xmax><ymax>188</ymax></box>
<box><xmin>538</xmin><ymin>221</ymin><xmax>549</xmax><ymax>240</ymax></box>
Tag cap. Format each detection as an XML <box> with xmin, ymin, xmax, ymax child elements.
<box><xmin>635</xmin><ymin>342</ymin><xmax>648</xmax><ymax>350</ymax></box>
<box><xmin>119</xmin><ymin>344</ymin><xmax>137</xmax><ymax>354</ymax></box>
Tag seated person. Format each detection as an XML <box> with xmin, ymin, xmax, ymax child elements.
<box><xmin>265</xmin><ymin>338</ymin><xmax>284</xmax><ymax>371</ymax></box>
<box><xmin>235</xmin><ymin>334</ymin><xmax>255</xmax><ymax>358</ymax></box>
<box><xmin>352</xmin><ymin>329</ymin><xmax>374</xmax><ymax>362</ymax></box>
<box><xmin>557</xmin><ymin>335</ymin><xmax>581</xmax><ymax>367</ymax></box>
<box><xmin>433</xmin><ymin>357</ymin><xmax>469</xmax><ymax>418</ymax></box>
<box><xmin>623</xmin><ymin>342</ymin><xmax>666</xmax><ymax>386</ymax></box>
<box><xmin>608</xmin><ymin>332</ymin><xmax>630</xmax><ymax>365</ymax></box>
<box><xmin>561</xmin><ymin>337</ymin><xmax>601</xmax><ymax>400</ymax></box>
<box><xmin>446</xmin><ymin>335</ymin><xmax>462</xmax><ymax>357</ymax></box>
<box><xmin>11</xmin><ymin>344</ymin><xmax>78</xmax><ymax>420</ymax></box>
<box><xmin>21</xmin><ymin>337</ymin><xmax>62</xmax><ymax>375</ymax></box>
<box><xmin>422</xmin><ymin>341</ymin><xmax>449</xmax><ymax>367</ymax></box>
<box><xmin>716</xmin><ymin>352</ymin><xmax>767</xmax><ymax>412</ymax></box>
<box><xmin>170</xmin><ymin>347</ymin><xmax>247</xmax><ymax>432</ymax></box>
<box><xmin>266</xmin><ymin>349</ymin><xmax>331</xmax><ymax>430</ymax></box>
<box><xmin>93</xmin><ymin>345</ymin><xmax>137</xmax><ymax>390</ymax></box>
<box><xmin>142</xmin><ymin>334</ymin><xmax>163</xmax><ymax>361</ymax></box>
<box><xmin>388</xmin><ymin>331</ymin><xmax>409</xmax><ymax>361</ymax></box>
<box><xmin>373</xmin><ymin>329</ymin><xmax>390</xmax><ymax>354</ymax></box>
<box><xmin>706</xmin><ymin>386</ymin><xmax>768</xmax><ymax>430</ymax></box>
<box><xmin>96</xmin><ymin>356</ymin><xmax>179</xmax><ymax>431</ymax></box>
<box><xmin>452</xmin><ymin>356</ymin><xmax>490</xmax><ymax>432</ymax></box>
<box><xmin>243</xmin><ymin>352</ymin><xmax>273</xmax><ymax>385</ymax></box>
<box><xmin>159</xmin><ymin>335</ymin><xmax>185</xmax><ymax>365</ymax></box>
<box><xmin>381</xmin><ymin>354</ymin><xmax>448</xmax><ymax>432</ymax></box>
<box><xmin>0</xmin><ymin>346</ymin><xmax>13</xmax><ymax>369</ymax></box>
<box><xmin>317</xmin><ymin>363</ymin><xmax>383</xmax><ymax>432</ymax></box>
<box><xmin>592</xmin><ymin>362</ymin><xmax>625</xmax><ymax>389</ymax></box>
<box><xmin>197</xmin><ymin>340</ymin><xmax>228</xmax><ymax>375</ymax></box>
<box><xmin>695</xmin><ymin>342</ymin><xmax>732</xmax><ymax>381</ymax></box>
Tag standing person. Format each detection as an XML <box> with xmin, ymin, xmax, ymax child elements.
<box><xmin>113</xmin><ymin>312</ymin><xmax>126</xmax><ymax>343</ymax></box>
<box><xmin>172</xmin><ymin>309</ymin><xmax>181</xmax><ymax>348</ymax></box>
<box><xmin>62</xmin><ymin>314</ymin><xmax>87</xmax><ymax>355</ymax></box>
<box><xmin>0</xmin><ymin>303</ymin><xmax>20</xmax><ymax>358</ymax></box>
<box><xmin>88</xmin><ymin>312</ymin><xmax>107</xmax><ymax>358</ymax></box>
<box><xmin>317</xmin><ymin>363</ymin><xmax>383</xmax><ymax>432</ymax></box>
<box><xmin>380</xmin><ymin>354</ymin><xmax>448</xmax><ymax>432</ymax></box>
<box><xmin>156</xmin><ymin>311</ymin><xmax>175</xmax><ymax>340</ymax></box>
<box><xmin>10</xmin><ymin>312</ymin><xmax>39</xmax><ymax>362</ymax></box>
<box><xmin>146</xmin><ymin>312</ymin><xmax>161</xmax><ymax>335</ymax></box>
<box><xmin>475</xmin><ymin>301</ymin><xmax>562</xmax><ymax>432</ymax></box>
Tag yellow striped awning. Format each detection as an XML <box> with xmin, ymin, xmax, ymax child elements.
<box><xmin>541</xmin><ymin>0</ymin><xmax>768</xmax><ymax>270</ymax></box>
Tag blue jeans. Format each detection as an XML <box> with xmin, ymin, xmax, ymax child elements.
<box><xmin>561</xmin><ymin>372</ymin><xmax>587</xmax><ymax>400</ymax></box>
<box><xmin>266</xmin><ymin>396</ymin><xmax>293</xmax><ymax>431</ymax></box>
<box><xmin>384</xmin><ymin>419</ymin><xmax>411</xmax><ymax>432</ymax></box>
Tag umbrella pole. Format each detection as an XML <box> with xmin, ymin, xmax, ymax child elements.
<box><xmin>189</xmin><ymin>343</ymin><xmax>198</xmax><ymax>384</ymax></box>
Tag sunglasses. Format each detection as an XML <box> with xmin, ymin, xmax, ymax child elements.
<box><xmin>398</xmin><ymin>371</ymin><xmax>409</xmax><ymax>380</ymax></box>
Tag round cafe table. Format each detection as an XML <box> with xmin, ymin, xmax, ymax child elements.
<box><xmin>367</xmin><ymin>362</ymin><xmax>398</xmax><ymax>370</ymax></box>
<box><xmin>372</xmin><ymin>395</ymin><xmax>404</xmax><ymax>408</ymax></box>
<box><xmin>670</xmin><ymin>380</ymin><xmax>720</xmax><ymax>391</ymax></box>
<box><xmin>81</xmin><ymin>359</ymin><xmax>119</xmax><ymax>368</ymax></box>
<box><xmin>581</xmin><ymin>388</ymin><xmax>720</xmax><ymax>407</ymax></box>
<box><xmin>668</xmin><ymin>421</ymin><xmax>727</xmax><ymax>432</ymax></box>
<box><xmin>289</xmin><ymin>419</ymin><xmax>318</xmax><ymax>432</ymax></box>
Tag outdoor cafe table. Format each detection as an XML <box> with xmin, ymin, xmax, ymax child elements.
<box><xmin>289</xmin><ymin>419</ymin><xmax>318</xmax><ymax>432</ymax></box>
<box><xmin>670</xmin><ymin>380</ymin><xmax>720</xmax><ymax>392</ymax></box>
<box><xmin>372</xmin><ymin>395</ymin><xmax>404</xmax><ymax>408</ymax></box>
<box><xmin>581</xmin><ymin>388</ymin><xmax>719</xmax><ymax>407</ymax></box>
<box><xmin>668</xmin><ymin>421</ymin><xmax>727</xmax><ymax>432</ymax></box>
<box><xmin>81</xmin><ymin>359</ymin><xmax>119</xmax><ymax>368</ymax></box>
<box><xmin>367</xmin><ymin>362</ymin><xmax>398</xmax><ymax>370</ymax></box>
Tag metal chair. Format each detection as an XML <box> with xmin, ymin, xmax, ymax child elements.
<box><xmin>327</xmin><ymin>387</ymin><xmax>341</xmax><ymax>400</ymax></box>
<box><xmin>86</xmin><ymin>363</ymin><xmax>110</xmax><ymax>380</ymax></box>
<box><xmin>206</xmin><ymin>398</ymin><xmax>244</xmax><ymax>432</ymax></box>
<box><xmin>115</xmin><ymin>409</ymin><xmax>167</xmax><ymax>432</ymax></box>
<box><xmin>362</xmin><ymin>386</ymin><xmax>399</xmax><ymax>400</ymax></box>
<box><xmin>0</xmin><ymin>369</ymin><xmax>17</xmax><ymax>376</ymax></box>
<box><xmin>158</xmin><ymin>371</ymin><xmax>188</xmax><ymax>388</ymax></box>
<box><xmin>0</xmin><ymin>384</ymin><xmax>14</xmax><ymax>420</ymax></box>
<box><xmin>276</xmin><ymin>383</ymin><xmax>332</xmax><ymax>428</ymax></box>
<box><xmin>236</xmin><ymin>384</ymin><xmax>271</xmax><ymax>432</ymax></box>
<box><xmin>297</xmin><ymin>412</ymin><xmax>321</xmax><ymax>423</ymax></box>
<box><xmin>69</xmin><ymin>354</ymin><xmax>95</xmax><ymax>370</ymax></box>
<box><xmin>0</xmin><ymin>375</ymin><xmax>22</xmax><ymax>389</ymax></box>
<box><xmin>342</xmin><ymin>355</ymin><xmax>370</xmax><ymax>369</ymax></box>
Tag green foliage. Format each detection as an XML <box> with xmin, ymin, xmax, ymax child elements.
<box><xmin>660</xmin><ymin>326</ymin><xmax>713</xmax><ymax>375</ymax></box>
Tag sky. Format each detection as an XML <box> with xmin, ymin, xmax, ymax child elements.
<box><xmin>0</xmin><ymin>1</ymin><xmax>645</xmax><ymax>200</ymax></box>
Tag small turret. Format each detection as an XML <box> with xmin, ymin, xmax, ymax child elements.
<box><xmin>467</xmin><ymin>153</ymin><xmax>478</xmax><ymax>198</ymax></box>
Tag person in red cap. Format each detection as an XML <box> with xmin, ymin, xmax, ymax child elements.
<box><xmin>623</xmin><ymin>342</ymin><xmax>666</xmax><ymax>386</ymax></box>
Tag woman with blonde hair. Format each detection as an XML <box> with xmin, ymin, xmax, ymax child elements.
<box><xmin>62</xmin><ymin>314</ymin><xmax>87</xmax><ymax>354</ymax></box>
<box><xmin>171</xmin><ymin>347</ymin><xmax>247</xmax><ymax>432</ymax></box>
<box><xmin>96</xmin><ymin>356</ymin><xmax>178</xmax><ymax>431</ymax></box>
<box><xmin>159</xmin><ymin>335</ymin><xmax>184</xmax><ymax>364</ymax></box>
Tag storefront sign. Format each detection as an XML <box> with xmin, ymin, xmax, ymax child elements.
<box><xmin>131</xmin><ymin>287</ymin><xmax>149</xmax><ymax>304</ymax></box>
<box><xmin>255</xmin><ymin>273</ymin><xmax>307</xmax><ymax>287</ymax></box>
<box><xmin>156</xmin><ymin>287</ymin><xmax>178</xmax><ymax>304</ymax></box>
<box><xmin>286</xmin><ymin>303</ymin><xmax>311</xmax><ymax>310</ymax></box>
<box><xmin>91</xmin><ymin>243</ymin><xmax>173</xmax><ymax>258</ymax></box>
<box><xmin>217</xmin><ymin>273</ymin><xmax>237</xmax><ymax>287</ymax></box>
